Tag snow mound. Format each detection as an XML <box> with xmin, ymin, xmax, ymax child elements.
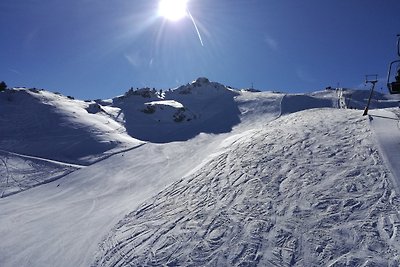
<box><xmin>93</xmin><ymin>109</ymin><xmax>400</xmax><ymax>267</ymax></box>
<box><xmin>110</xmin><ymin>78</ymin><xmax>241</xmax><ymax>143</ymax></box>
<box><xmin>0</xmin><ymin>89</ymin><xmax>142</xmax><ymax>165</ymax></box>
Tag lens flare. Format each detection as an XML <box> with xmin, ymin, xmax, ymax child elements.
<box><xmin>158</xmin><ymin>0</ymin><xmax>204</xmax><ymax>46</ymax></box>
<box><xmin>158</xmin><ymin>0</ymin><xmax>188</xmax><ymax>21</ymax></box>
<box><xmin>187</xmin><ymin>10</ymin><xmax>204</xmax><ymax>46</ymax></box>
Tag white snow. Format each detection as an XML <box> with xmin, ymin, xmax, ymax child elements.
<box><xmin>0</xmin><ymin>149</ymin><xmax>80</xmax><ymax>198</ymax></box>
<box><xmin>145</xmin><ymin>100</ymin><xmax>184</xmax><ymax>109</ymax></box>
<box><xmin>368</xmin><ymin>109</ymin><xmax>400</xmax><ymax>192</ymax></box>
<box><xmin>0</xmin><ymin>89</ymin><xmax>142</xmax><ymax>165</ymax></box>
<box><xmin>1</xmin><ymin>81</ymin><xmax>400</xmax><ymax>267</ymax></box>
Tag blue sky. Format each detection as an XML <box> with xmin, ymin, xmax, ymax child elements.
<box><xmin>1</xmin><ymin>0</ymin><xmax>399</xmax><ymax>99</ymax></box>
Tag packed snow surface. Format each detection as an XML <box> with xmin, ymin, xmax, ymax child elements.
<box><xmin>93</xmin><ymin>109</ymin><xmax>400</xmax><ymax>267</ymax></box>
<box><xmin>1</xmin><ymin>80</ymin><xmax>400</xmax><ymax>267</ymax></box>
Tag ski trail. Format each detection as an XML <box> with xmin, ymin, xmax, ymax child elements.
<box><xmin>368</xmin><ymin>109</ymin><xmax>400</xmax><ymax>256</ymax></box>
<box><xmin>0</xmin><ymin>143</ymin><xmax>145</xmax><ymax>169</ymax></box>
<box><xmin>93</xmin><ymin>109</ymin><xmax>400</xmax><ymax>266</ymax></box>
<box><xmin>0</xmin><ymin>144</ymin><xmax>145</xmax><ymax>198</ymax></box>
<box><xmin>85</xmin><ymin>143</ymin><xmax>146</xmax><ymax>166</ymax></box>
<box><xmin>0</xmin><ymin>150</ymin><xmax>81</xmax><ymax>198</ymax></box>
<box><xmin>368</xmin><ymin>109</ymin><xmax>400</xmax><ymax>192</ymax></box>
<box><xmin>0</xmin><ymin>149</ymin><xmax>86</xmax><ymax>168</ymax></box>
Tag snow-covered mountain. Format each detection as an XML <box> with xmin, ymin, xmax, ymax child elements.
<box><xmin>0</xmin><ymin>88</ymin><xmax>142</xmax><ymax>165</ymax></box>
<box><xmin>1</xmin><ymin>78</ymin><xmax>400</xmax><ymax>266</ymax></box>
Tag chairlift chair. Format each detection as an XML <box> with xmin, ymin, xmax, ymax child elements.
<box><xmin>387</xmin><ymin>34</ymin><xmax>400</xmax><ymax>94</ymax></box>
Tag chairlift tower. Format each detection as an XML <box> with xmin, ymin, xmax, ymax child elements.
<box><xmin>363</xmin><ymin>74</ymin><xmax>378</xmax><ymax>116</ymax></box>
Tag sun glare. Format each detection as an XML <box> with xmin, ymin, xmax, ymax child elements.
<box><xmin>158</xmin><ymin>0</ymin><xmax>188</xmax><ymax>21</ymax></box>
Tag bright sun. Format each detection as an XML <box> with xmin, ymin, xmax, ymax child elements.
<box><xmin>158</xmin><ymin>0</ymin><xmax>188</xmax><ymax>21</ymax></box>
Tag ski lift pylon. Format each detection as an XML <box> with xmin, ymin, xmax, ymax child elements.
<box><xmin>387</xmin><ymin>34</ymin><xmax>400</xmax><ymax>94</ymax></box>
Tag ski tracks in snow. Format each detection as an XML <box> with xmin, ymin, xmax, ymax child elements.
<box><xmin>93</xmin><ymin>109</ymin><xmax>400</xmax><ymax>266</ymax></box>
<box><xmin>0</xmin><ymin>144</ymin><xmax>144</xmax><ymax>198</ymax></box>
<box><xmin>0</xmin><ymin>150</ymin><xmax>80</xmax><ymax>198</ymax></box>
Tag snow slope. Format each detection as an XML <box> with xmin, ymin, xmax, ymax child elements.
<box><xmin>93</xmin><ymin>109</ymin><xmax>400</xmax><ymax>267</ymax></box>
<box><xmin>0</xmin><ymin>87</ymin><xmax>282</xmax><ymax>267</ymax></box>
<box><xmin>0</xmin><ymin>89</ymin><xmax>141</xmax><ymax>165</ymax></box>
<box><xmin>1</xmin><ymin>80</ymin><xmax>400</xmax><ymax>267</ymax></box>
<box><xmin>0</xmin><ymin>149</ymin><xmax>80</xmax><ymax>198</ymax></box>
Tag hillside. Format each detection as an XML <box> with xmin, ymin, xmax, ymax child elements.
<box><xmin>0</xmin><ymin>88</ymin><xmax>142</xmax><ymax>165</ymax></box>
<box><xmin>94</xmin><ymin>109</ymin><xmax>400</xmax><ymax>267</ymax></box>
<box><xmin>0</xmin><ymin>79</ymin><xmax>400</xmax><ymax>266</ymax></box>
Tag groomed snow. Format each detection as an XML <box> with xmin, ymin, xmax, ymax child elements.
<box><xmin>368</xmin><ymin>109</ymin><xmax>400</xmax><ymax>192</ymax></box>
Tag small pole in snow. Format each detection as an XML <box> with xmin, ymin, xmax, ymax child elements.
<box><xmin>363</xmin><ymin>74</ymin><xmax>378</xmax><ymax>116</ymax></box>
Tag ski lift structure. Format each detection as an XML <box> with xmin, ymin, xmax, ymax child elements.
<box><xmin>363</xmin><ymin>74</ymin><xmax>378</xmax><ymax>116</ymax></box>
<box><xmin>387</xmin><ymin>34</ymin><xmax>400</xmax><ymax>94</ymax></box>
